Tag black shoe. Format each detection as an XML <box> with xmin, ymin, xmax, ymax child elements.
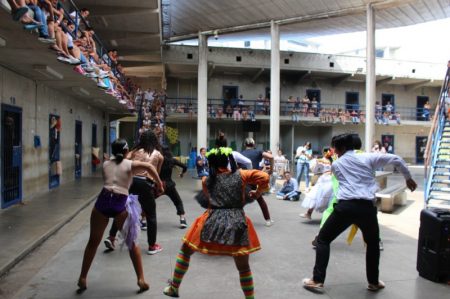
<box><xmin>179</xmin><ymin>218</ymin><xmax>187</xmax><ymax>229</ymax></box>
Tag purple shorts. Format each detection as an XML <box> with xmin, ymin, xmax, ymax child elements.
<box><xmin>94</xmin><ymin>188</ymin><xmax>128</xmax><ymax>218</ymax></box>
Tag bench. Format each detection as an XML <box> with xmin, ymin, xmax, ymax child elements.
<box><xmin>375</xmin><ymin>183</ymin><xmax>407</xmax><ymax>213</ymax></box>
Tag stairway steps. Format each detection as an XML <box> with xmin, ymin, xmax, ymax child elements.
<box><xmin>430</xmin><ymin>187</ymin><xmax>450</xmax><ymax>192</ymax></box>
<box><xmin>428</xmin><ymin>194</ymin><xmax>450</xmax><ymax>201</ymax></box>
<box><xmin>435</xmin><ymin>158</ymin><xmax>450</xmax><ymax>163</ymax></box>
<box><xmin>433</xmin><ymin>171</ymin><xmax>450</xmax><ymax>176</ymax></box>
<box><xmin>432</xmin><ymin>179</ymin><xmax>450</xmax><ymax>184</ymax></box>
<box><xmin>433</xmin><ymin>164</ymin><xmax>450</xmax><ymax>169</ymax></box>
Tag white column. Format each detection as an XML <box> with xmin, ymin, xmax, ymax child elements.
<box><xmin>270</xmin><ymin>20</ymin><xmax>280</xmax><ymax>155</ymax></box>
<box><xmin>365</xmin><ymin>3</ymin><xmax>376</xmax><ymax>152</ymax></box>
<box><xmin>197</xmin><ymin>32</ymin><xmax>208</xmax><ymax>152</ymax></box>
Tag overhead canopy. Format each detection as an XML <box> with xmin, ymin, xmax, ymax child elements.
<box><xmin>77</xmin><ymin>0</ymin><xmax>450</xmax><ymax>78</ymax></box>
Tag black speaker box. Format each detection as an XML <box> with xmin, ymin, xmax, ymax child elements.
<box><xmin>416</xmin><ymin>208</ymin><xmax>450</xmax><ymax>282</ymax></box>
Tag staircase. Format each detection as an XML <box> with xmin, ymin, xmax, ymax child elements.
<box><xmin>424</xmin><ymin>67</ymin><xmax>450</xmax><ymax>210</ymax></box>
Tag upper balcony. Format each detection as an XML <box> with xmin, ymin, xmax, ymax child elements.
<box><xmin>163</xmin><ymin>45</ymin><xmax>444</xmax><ymax>89</ymax></box>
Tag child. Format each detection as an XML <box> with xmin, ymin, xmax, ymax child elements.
<box><xmin>303</xmin><ymin>133</ymin><xmax>417</xmax><ymax>294</ymax></box>
<box><xmin>78</xmin><ymin>139</ymin><xmax>163</xmax><ymax>294</ymax></box>
<box><xmin>162</xmin><ymin>147</ymin><xmax>269</xmax><ymax>298</ymax></box>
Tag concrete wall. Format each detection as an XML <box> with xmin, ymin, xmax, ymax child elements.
<box><xmin>168</xmin><ymin>76</ymin><xmax>441</xmax><ymax>109</ymax></box>
<box><xmin>0</xmin><ymin>66</ymin><xmax>107</xmax><ymax>201</ymax></box>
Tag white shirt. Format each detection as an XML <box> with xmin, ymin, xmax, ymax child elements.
<box><xmin>332</xmin><ymin>150</ymin><xmax>411</xmax><ymax>202</ymax></box>
<box><xmin>232</xmin><ymin>151</ymin><xmax>252</xmax><ymax>170</ymax></box>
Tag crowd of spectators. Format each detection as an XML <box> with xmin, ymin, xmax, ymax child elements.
<box><xmin>6</xmin><ymin>0</ymin><xmax>139</xmax><ymax>110</ymax></box>
<box><xmin>137</xmin><ymin>88</ymin><xmax>167</xmax><ymax>143</ymax></box>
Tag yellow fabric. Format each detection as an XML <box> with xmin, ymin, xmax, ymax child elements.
<box><xmin>347</xmin><ymin>224</ymin><xmax>359</xmax><ymax>245</ymax></box>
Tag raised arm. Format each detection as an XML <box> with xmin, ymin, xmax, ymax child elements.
<box><xmin>240</xmin><ymin>169</ymin><xmax>270</xmax><ymax>198</ymax></box>
<box><xmin>131</xmin><ymin>161</ymin><xmax>164</xmax><ymax>193</ymax></box>
<box><xmin>233</xmin><ymin>151</ymin><xmax>252</xmax><ymax>170</ymax></box>
<box><xmin>368</xmin><ymin>153</ymin><xmax>417</xmax><ymax>191</ymax></box>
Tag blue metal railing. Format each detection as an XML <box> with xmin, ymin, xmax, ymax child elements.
<box><xmin>424</xmin><ymin>66</ymin><xmax>450</xmax><ymax>205</ymax></box>
<box><xmin>163</xmin><ymin>97</ymin><xmax>435</xmax><ymax>122</ymax></box>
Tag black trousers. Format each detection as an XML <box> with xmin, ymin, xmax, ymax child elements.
<box><xmin>313</xmin><ymin>200</ymin><xmax>380</xmax><ymax>284</ymax></box>
<box><xmin>109</xmin><ymin>178</ymin><xmax>157</xmax><ymax>246</ymax></box>
<box><xmin>164</xmin><ymin>183</ymin><xmax>185</xmax><ymax>215</ymax></box>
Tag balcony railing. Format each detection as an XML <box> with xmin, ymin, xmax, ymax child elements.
<box><xmin>164</xmin><ymin>98</ymin><xmax>434</xmax><ymax>122</ymax></box>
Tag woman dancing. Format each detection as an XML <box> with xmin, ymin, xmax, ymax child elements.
<box><xmin>162</xmin><ymin>147</ymin><xmax>269</xmax><ymax>298</ymax></box>
<box><xmin>105</xmin><ymin>130</ymin><xmax>165</xmax><ymax>255</ymax></box>
<box><xmin>77</xmin><ymin>139</ymin><xmax>163</xmax><ymax>294</ymax></box>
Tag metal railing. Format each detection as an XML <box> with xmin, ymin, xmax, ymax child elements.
<box><xmin>423</xmin><ymin>66</ymin><xmax>450</xmax><ymax>205</ymax></box>
<box><xmin>164</xmin><ymin>97</ymin><xmax>435</xmax><ymax>122</ymax></box>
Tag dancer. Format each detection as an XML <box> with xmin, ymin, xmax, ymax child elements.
<box><xmin>105</xmin><ymin>130</ymin><xmax>165</xmax><ymax>255</ymax></box>
<box><xmin>162</xmin><ymin>147</ymin><xmax>269</xmax><ymax>298</ymax></box>
<box><xmin>158</xmin><ymin>145</ymin><xmax>188</xmax><ymax>228</ymax></box>
<box><xmin>303</xmin><ymin>133</ymin><xmax>417</xmax><ymax>293</ymax></box>
<box><xmin>242</xmin><ymin>137</ymin><xmax>274</xmax><ymax>226</ymax></box>
<box><xmin>300</xmin><ymin>148</ymin><xmax>334</xmax><ymax>219</ymax></box>
<box><xmin>77</xmin><ymin>139</ymin><xmax>162</xmax><ymax>294</ymax></box>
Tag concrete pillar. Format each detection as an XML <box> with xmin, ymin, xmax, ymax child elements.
<box><xmin>365</xmin><ymin>3</ymin><xmax>376</xmax><ymax>152</ymax></box>
<box><xmin>270</xmin><ymin>20</ymin><xmax>280</xmax><ymax>155</ymax></box>
<box><xmin>197</xmin><ymin>32</ymin><xmax>208</xmax><ymax>152</ymax></box>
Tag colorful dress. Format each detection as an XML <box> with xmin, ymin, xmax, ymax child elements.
<box><xmin>183</xmin><ymin>169</ymin><xmax>269</xmax><ymax>256</ymax></box>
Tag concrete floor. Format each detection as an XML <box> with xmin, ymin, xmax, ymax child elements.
<box><xmin>2</xmin><ymin>168</ymin><xmax>450</xmax><ymax>299</ymax></box>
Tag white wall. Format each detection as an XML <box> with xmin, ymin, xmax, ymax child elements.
<box><xmin>0</xmin><ymin>66</ymin><xmax>107</xmax><ymax>200</ymax></box>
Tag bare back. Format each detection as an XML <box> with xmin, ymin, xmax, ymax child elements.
<box><xmin>103</xmin><ymin>159</ymin><xmax>133</xmax><ymax>195</ymax></box>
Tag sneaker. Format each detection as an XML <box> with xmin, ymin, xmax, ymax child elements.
<box><xmin>299</xmin><ymin>213</ymin><xmax>312</xmax><ymax>220</ymax></box>
<box><xmin>97</xmin><ymin>81</ymin><xmax>108</xmax><ymax>89</ymax></box>
<box><xmin>140</xmin><ymin>221</ymin><xmax>147</xmax><ymax>231</ymax></box>
<box><xmin>264</xmin><ymin>219</ymin><xmax>274</xmax><ymax>227</ymax></box>
<box><xmin>57</xmin><ymin>56</ymin><xmax>71</xmax><ymax>64</ymax></box>
<box><xmin>104</xmin><ymin>238</ymin><xmax>115</xmax><ymax>250</ymax></box>
<box><xmin>276</xmin><ymin>195</ymin><xmax>284</xmax><ymax>200</ymax></box>
<box><xmin>147</xmin><ymin>244</ymin><xmax>163</xmax><ymax>255</ymax></box>
<box><xmin>163</xmin><ymin>283</ymin><xmax>179</xmax><ymax>297</ymax></box>
<box><xmin>38</xmin><ymin>37</ymin><xmax>56</xmax><ymax>44</ymax></box>
<box><xmin>367</xmin><ymin>280</ymin><xmax>385</xmax><ymax>292</ymax></box>
<box><xmin>302</xmin><ymin>278</ymin><xmax>324</xmax><ymax>293</ymax></box>
<box><xmin>69</xmin><ymin>57</ymin><xmax>81</xmax><ymax>65</ymax></box>
<box><xmin>73</xmin><ymin>65</ymin><xmax>86</xmax><ymax>75</ymax></box>
<box><xmin>179</xmin><ymin>218</ymin><xmax>188</xmax><ymax>229</ymax></box>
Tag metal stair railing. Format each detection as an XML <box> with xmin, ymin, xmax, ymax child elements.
<box><xmin>424</xmin><ymin>65</ymin><xmax>450</xmax><ymax>208</ymax></box>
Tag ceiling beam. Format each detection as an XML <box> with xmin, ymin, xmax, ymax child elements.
<box><xmin>167</xmin><ymin>0</ymin><xmax>416</xmax><ymax>42</ymax></box>
<box><xmin>208</xmin><ymin>63</ymin><xmax>215</xmax><ymax>80</ymax></box>
<box><xmin>330</xmin><ymin>74</ymin><xmax>352</xmax><ymax>86</ymax></box>
<box><xmin>405</xmin><ymin>80</ymin><xmax>432</xmax><ymax>91</ymax></box>
<box><xmin>297</xmin><ymin>71</ymin><xmax>311</xmax><ymax>84</ymax></box>
<box><xmin>376</xmin><ymin>76</ymin><xmax>393</xmax><ymax>86</ymax></box>
<box><xmin>251</xmin><ymin>68</ymin><xmax>265</xmax><ymax>82</ymax></box>
<box><xmin>89</xmin><ymin>6</ymin><xmax>158</xmax><ymax>17</ymax></box>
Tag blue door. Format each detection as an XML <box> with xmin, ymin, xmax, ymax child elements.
<box><xmin>49</xmin><ymin>114</ymin><xmax>61</xmax><ymax>189</ymax></box>
<box><xmin>75</xmin><ymin>120</ymin><xmax>82</xmax><ymax>179</ymax></box>
<box><xmin>1</xmin><ymin>104</ymin><xmax>22</xmax><ymax>208</ymax></box>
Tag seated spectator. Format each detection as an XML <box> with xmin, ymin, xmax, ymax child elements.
<box><xmin>69</xmin><ymin>7</ymin><xmax>89</xmax><ymax>31</ymax></box>
<box><xmin>225</xmin><ymin>105</ymin><xmax>233</xmax><ymax>118</ymax></box>
<box><xmin>238</xmin><ymin>95</ymin><xmax>245</xmax><ymax>108</ymax></box>
<box><xmin>256</xmin><ymin>94</ymin><xmax>264</xmax><ymax>114</ymax></box>
<box><xmin>302</xmin><ymin>95</ymin><xmax>310</xmax><ymax>116</ymax></box>
<box><xmin>276</xmin><ymin>171</ymin><xmax>300</xmax><ymax>201</ymax></box>
<box><xmin>241</xmin><ymin>106</ymin><xmax>248</xmax><ymax>120</ymax></box>
<box><xmin>216</xmin><ymin>105</ymin><xmax>223</xmax><ymax>119</ymax></box>
<box><xmin>233</xmin><ymin>106</ymin><xmax>241</xmax><ymax>121</ymax></box>
<box><xmin>351</xmin><ymin>110</ymin><xmax>360</xmax><ymax>124</ymax></box>
<box><xmin>196</xmin><ymin>147</ymin><xmax>209</xmax><ymax>177</ymax></box>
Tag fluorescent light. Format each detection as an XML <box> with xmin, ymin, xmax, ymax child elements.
<box><xmin>100</xmin><ymin>16</ymin><xmax>108</xmax><ymax>27</ymax></box>
<box><xmin>71</xmin><ymin>87</ymin><xmax>90</xmax><ymax>97</ymax></box>
<box><xmin>110</xmin><ymin>39</ymin><xmax>118</xmax><ymax>47</ymax></box>
<box><xmin>94</xmin><ymin>98</ymin><xmax>106</xmax><ymax>105</ymax></box>
<box><xmin>0</xmin><ymin>36</ymin><xmax>5</xmax><ymax>47</ymax></box>
<box><xmin>33</xmin><ymin>65</ymin><xmax>63</xmax><ymax>80</ymax></box>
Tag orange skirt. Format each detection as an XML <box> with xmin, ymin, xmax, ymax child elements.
<box><xmin>182</xmin><ymin>211</ymin><xmax>261</xmax><ymax>256</ymax></box>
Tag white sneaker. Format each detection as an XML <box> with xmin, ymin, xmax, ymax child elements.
<box><xmin>265</xmin><ymin>219</ymin><xmax>274</xmax><ymax>227</ymax></box>
<box><xmin>299</xmin><ymin>213</ymin><xmax>312</xmax><ymax>220</ymax></box>
<box><xmin>276</xmin><ymin>195</ymin><xmax>284</xmax><ymax>200</ymax></box>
